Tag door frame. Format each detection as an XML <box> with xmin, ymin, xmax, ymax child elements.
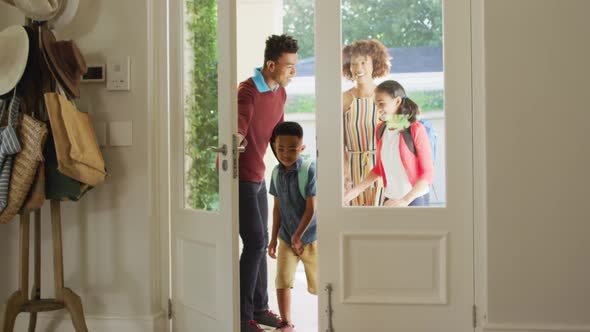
<box><xmin>471</xmin><ymin>0</ymin><xmax>489</xmax><ymax>330</ymax></box>
<box><xmin>148</xmin><ymin>0</ymin><xmax>490</xmax><ymax>331</ymax></box>
<box><xmin>147</xmin><ymin>0</ymin><xmax>171</xmax><ymax>330</ymax></box>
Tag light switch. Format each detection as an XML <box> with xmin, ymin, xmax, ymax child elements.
<box><xmin>106</xmin><ymin>56</ymin><xmax>130</xmax><ymax>91</ymax></box>
<box><xmin>95</xmin><ymin>122</ymin><xmax>107</xmax><ymax>147</ymax></box>
<box><xmin>109</xmin><ymin>121</ymin><xmax>132</xmax><ymax>146</ymax></box>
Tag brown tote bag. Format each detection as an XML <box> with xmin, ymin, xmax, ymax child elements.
<box><xmin>44</xmin><ymin>88</ymin><xmax>106</xmax><ymax>186</ymax></box>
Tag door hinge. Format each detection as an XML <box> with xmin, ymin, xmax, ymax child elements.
<box><xmin>472</xmin><ymin>304</ymin><xmax>477</xmax><ymax>328</ymax></box>
<box><xmin>324</xmin><ymin>283</ymin><xmax>334</xmax><ymax>332</ymax></box>
<box><xmin>168</xmin><ymin>298</ymin><xmax>173</xmax><ymax>320</ymax></box>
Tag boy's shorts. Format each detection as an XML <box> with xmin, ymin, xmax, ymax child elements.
<box><xmin>275</xmin><ymin>238</ymin><xmax>318</xmax><ymax>295</ymax></box>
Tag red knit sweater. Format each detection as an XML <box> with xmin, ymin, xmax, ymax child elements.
<box><xmin>237</xmin><ymin>78</ymin><xmax>285</xmax><ymax>181</ymax></box>
<box><xmin>371</xmin><ymin>121</ymin><xmax>434</xmax><ymax>188</ymax></box>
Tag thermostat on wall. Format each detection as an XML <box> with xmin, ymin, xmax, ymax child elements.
<box><xmin>81</xmin><ymin>64</ymin><xmax>105</xmax><ymax>83</ymax></box>
<box><xmin>107</xmin><ymin>56</ymin><xmax>131</xmax><ymax>91</ymax></box>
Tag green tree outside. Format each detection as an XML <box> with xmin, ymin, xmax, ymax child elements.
<box><xmin>185</xmin><ymin>0</ymin><xmax>219</xmax><ymax>210</ymax></box>
<box><xmin>285</xmin><ymin>90</ymin><xmax>443</xmax><ymax>114</ymax></box>
<box><xmin>283</xmin><ymin>0</ymin><xmax>444</xmax><ymax>114</ymax></box>
<box><xmin>283</xmin><ymin>0</ymin><xmax>443</xmax><ymax>59</ymax></box>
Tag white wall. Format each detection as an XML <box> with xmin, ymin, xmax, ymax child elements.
<box><xmin>0</xmin><ymin>0</ymin><xmax>163</xmax><ymax>331</ymax></box>
<box><xmin>0</xmin><ymin>0</ymin><xmax>284</xmax><ymax>330</ymax></box>
<box><xmin>483</xmin><ymin>0</ymin><xmax>590</xmax><ymax>330</ymax></box>
<box><xmin>3</xmin><ymin>0</ymin><xmax>590</xmax><ymax>331</ymax></box>
<box><xmin>236</xmin><ymin>0</ymin><xmax>283</xmax><ymax>82</ymax></box>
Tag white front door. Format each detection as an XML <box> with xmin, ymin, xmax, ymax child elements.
<box><xmin>168</xmin><ymin>0</ymin><xmax>239</xmax><ymax>331</ymax></box>
<box><xmin>316</xmin><ymin>0</ymin><xmax>475</xmax><ymax>331</ymax></box>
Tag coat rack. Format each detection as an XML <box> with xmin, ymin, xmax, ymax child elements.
<box><xmin>3</xmin><ymin>202</ymin><xmax>88</xmax><ymax>332</ymax></box>
<box><xmin>2</xmin><ymin>19</ymin><xmax>88</xmax><ymax>332</ymax></box>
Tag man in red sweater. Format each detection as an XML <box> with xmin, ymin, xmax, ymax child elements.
<box><xmin>237</xmin><ymin>34</ymin><xmax>298</xmax><ymax>332</ymax></box>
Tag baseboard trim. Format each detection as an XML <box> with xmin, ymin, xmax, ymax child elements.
<box><xmin>483</xmin><ymin>323</ymin><xmax>590</xmax><ymax>332</ymax></box>
<box><xmin>1</xmin><ymin>306</ymin><xmax>166</xmax><ymax>332</ymax></box>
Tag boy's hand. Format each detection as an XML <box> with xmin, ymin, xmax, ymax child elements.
<box><xmin>291</xmin><ymin>235</ymin><xmax>304</xmax><ymax>256</ymax></box>
<box><xmin>268</xmin><ymin>240</ymin><xmax>277</xmax><ymax>259</ymax></box>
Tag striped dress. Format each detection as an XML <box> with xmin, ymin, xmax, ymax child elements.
<box><xmin>343</xmin><ymin>95</ymin><xmax>384</xmax><ymax>206</ymax></box>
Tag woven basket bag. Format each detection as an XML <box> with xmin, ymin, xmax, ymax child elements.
<box><xmin>0</xmin><ymin>114</ymin><xmax>48</xmax><ymax>224</ymax></box>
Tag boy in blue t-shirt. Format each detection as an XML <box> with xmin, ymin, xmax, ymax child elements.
<box><xmin>268</xmin><ymin>121</ymin><xmax>317</xmax><ymax>332</ymax></box>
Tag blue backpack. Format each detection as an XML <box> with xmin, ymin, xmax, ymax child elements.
<box><xmin>378</xmin><ymin>119</ymin><xmax>437</xmax><ymax>165</ymax></box>
<box><xmin>271</xmin><ymin>159</ymin><xmax>314</xmax><ymax>199</ymax></box>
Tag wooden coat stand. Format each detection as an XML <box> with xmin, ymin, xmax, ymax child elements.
<box><xmin>2</xmin><ymin>20</ymin><xmax>89</xmax><ymax>332</ymax></box>
<box><xmin>2</xmin><ymin>201</ymin><xmax>88</xmax><ymax>332</ymax></box>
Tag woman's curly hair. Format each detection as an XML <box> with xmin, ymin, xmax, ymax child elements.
<box><xmin>342</xmin><ymin>39</ymin><xmax>391</xmax><ymax>80</ymax></box>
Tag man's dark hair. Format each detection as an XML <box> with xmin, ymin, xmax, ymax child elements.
<box><xmin>272</xmin><ymin>121</ymin><xmax>303</xmax><ymax>140</ymax></box>
<box><xmin>264</xmin><ymin>34</ymin><xmax>299</xmax><ymax>63</ymax></box>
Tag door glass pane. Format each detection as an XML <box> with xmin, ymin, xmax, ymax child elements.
<box><xmin>341</xmin><ymin>0</ymin><xmax>446</xmax><ymax>207</ymax></box>
<box><xmin>283</xmin><ymin>0</ymin><xmax>317</xmax><ymax>161</ymax></box>
<box><xmin>183</xmin><ymin>0</ymin><xmax>220</xmax><ymax>211</ymax></box>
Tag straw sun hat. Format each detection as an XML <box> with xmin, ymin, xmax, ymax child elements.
<box><xmin>49</xmin><ymin>0</ymin><xmax>78</xmax><ymax>29</ymax></box>
<box><xmin>0</xmin><ymin>26</ymin><xmax>29</xmax><ymax>96</ymax></box>
<box><xmin>2</xmin><ymin>0</ymin><xmax>77</xmax><ymax>30</ymax></box>
<box><xmin>13</xmin><ymin>0</ymin><xmax>62</xmax><ymax>21</ymax></box>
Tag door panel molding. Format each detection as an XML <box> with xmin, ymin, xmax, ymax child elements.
<box><xmin>341</xmin><ymin>232</ymin><xmax>448</xmax><ymax>304</ymax></box>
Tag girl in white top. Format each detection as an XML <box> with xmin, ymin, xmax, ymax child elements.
<box><xmin>344</xmin><ymin>80</ymin><xmax>434</xmax><ymax>207</ymax></box>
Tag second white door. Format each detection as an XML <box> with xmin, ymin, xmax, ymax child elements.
<box><xmin>316</xmin><ymin>0</ymin><xmax>475</xmax><ymax>331</ymax></box>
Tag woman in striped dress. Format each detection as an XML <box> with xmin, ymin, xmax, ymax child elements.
<box><xmin>342</xmin><ymin>39</ymin><xmax>391</xmax><ymax>206</ymax></box>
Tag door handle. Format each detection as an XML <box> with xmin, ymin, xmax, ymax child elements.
<box><xmin>209</xmin><ymin>144</ymin><xmax>227</xmax><ymax>156</ymax></box>
<box><xmin>237</xmin><ymin>146</ymin><xmax>245</xmax><ymax>153</ymax></box>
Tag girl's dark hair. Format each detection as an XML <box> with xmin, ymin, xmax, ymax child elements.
<box><xmin>264</xmin><ymin>34</ymin><xmax>299</xmax><ymax>63</ymax></box>
<box><xmin>342</xmin><ymin>39</ymin><xmax>391</xmax><ymax>80</ymax></box>
<box><xmin>375</xmin><ymin>80</ymin><xmax>421</xmax><ymax>123</ymax></box>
